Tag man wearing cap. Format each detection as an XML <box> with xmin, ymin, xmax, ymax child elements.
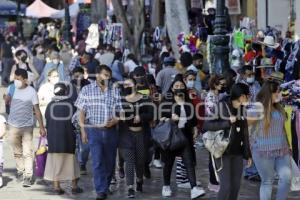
<box><xmin>155</xmin><ymin>56</ymin><xmax>178</xmax><ymax>95</ymax></box>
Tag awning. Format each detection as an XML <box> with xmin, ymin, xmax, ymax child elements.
<box><xmin>26</xmin><ymin>0</ymin><xmax>79</xmax><ymax>19</ymax></box>
<box><xmin>0</xmin><ymin>0</ymin><xmax>26</xmax><ymax>16</ymax></box>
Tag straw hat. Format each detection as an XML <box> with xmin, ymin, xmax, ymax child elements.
<box><xmin>258</xmin><ymin>36</ymin><xmax>280</xmax><ymax>49</ymax></box>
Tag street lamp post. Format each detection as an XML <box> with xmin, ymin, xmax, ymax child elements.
<box><xmin>64</xmin><ymin>0</ymin><xmax>72</xmax><ymax>45</ymax></box>
<box><xmin>210</xmin><ymin>0</ymin><xmax>230</xmax><ymax>75</ymax></box>
<box><xmin>16</xmin><ymin>0</ymin><xmax>23</xmax><ymax>38</ymax></box>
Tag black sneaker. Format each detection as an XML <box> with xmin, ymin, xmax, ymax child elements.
<box><xmin>144</xmin><ymin>166</ymin><xmax>151</xmax><ymax>179</ymax></box>
<box><xmin>136</xmin><ymin>182</ymin><xmax>143</xmax><ymax>192</ymax></box>
<box><xmin>16</xmin><ymin>172</ymin><xmax>23</xmax><ymax>183</ymax></box>
<box><xmin>119</xmin><ymin>168</ymin><xmax>125</xmax><ymax>179</ymax></box>
<box><xmin>23</xmin><ymin>177</ymin><xmax>32</xmax><ymax>187</ymax></box>
<box><xmin>80</xmin><ymin>165</ymin><xmax>87</xmax><ymax>175</ymax></box>
<box><xmin>127</xmin><ymin>188</ymin><xmax>135</xmax><ymax>198</ymax></box>
<box><xmin>96</xmin><ymin>192</ymin><xmax>107</xmax><ymax>200</ymax></box>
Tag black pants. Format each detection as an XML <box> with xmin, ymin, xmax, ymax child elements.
<box><xmin>118</xmin><ymin>149</ymin><xmax>124</xmax><ymax>169</ymax></box>
<box><xmin>209</xmin><ymin>153</ymin><xmax>219</xmax><ymax>185</ymax></box>
<box><xmin>120</xmin><ymin>131</ymin><xmax>145</xmax><ymax>186</ymax></box>
<box><xmin>161</xmin><ymin>145</ymin><xmax>197</xmax><ymax>188</ymax></box>
<box><xmin>216</xmin><ymin>155</ymin><xmax>243</xmax><ymax>200</ymax></box>
<box><xmin>1</xmin><ymin>58</ymin><xmax>14</xmax><ymax>86</ymax></box>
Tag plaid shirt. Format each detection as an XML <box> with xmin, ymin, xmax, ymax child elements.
<box><xmin>75</xmin><ymin>81</ymin><xmax>122</xmax><ymax>126</ymax></box>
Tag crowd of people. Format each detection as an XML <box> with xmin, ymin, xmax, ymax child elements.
<box><xmin>0</xmin><ymin>17</ymin><xmax>298</xmax><ymax>200</ymax></box>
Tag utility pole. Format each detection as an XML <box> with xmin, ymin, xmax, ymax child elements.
<box><xmin>210</xmin><ymin>0</ymin><xmax>230</xmax><ymax>75</ymax></box>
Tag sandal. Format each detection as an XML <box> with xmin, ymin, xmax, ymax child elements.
<box><xmin>53</xmin><ymin>188</ymin><xmax>65</xmax><ymax>195</ymax></box>
<box><xmin>72</xmin><ymin>187</ymin><xmax>84</xmax><ymax>194</ymax></box>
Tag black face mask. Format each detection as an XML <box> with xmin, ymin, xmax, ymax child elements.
<box><xmin>219</xmin><ymin>87</ymin><xmax>226</xmax><ymax>94</ymax></box>
<box><xmin>122</xmin><ymin>87</ymin><xmax>134</xmax><ymax>96</ymax></box>
<box><xmin>20</xmin><ymin>56</ymin><xmax>27</xmax><ymax>63</ymax></box>
<box><xmin>173</xmin><ymin>89</ymin><xmax>186</xmax><ymax>97</ymax></box>
<box><xmin>196</xmin><ymin>64</ymin><xmax>203</xmax><ymax>70</ymax></box>
<box><xmin>100</xmin><ymin>79</ymin><xmax>109</xmax><ymax>86</ymax></box>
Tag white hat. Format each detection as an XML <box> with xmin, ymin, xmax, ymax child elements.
<box><xmin>258</xmin><ymin>36</ymin><xmax>280</xmax><ymax>49</ymax></box>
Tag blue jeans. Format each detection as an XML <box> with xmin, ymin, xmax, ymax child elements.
<box><xmin>252</xmin><ymin>150</ymin><xmax>292</xmax><ymax>200</ymax></box>
<box><xmin>86</xmin><ymin>127</ymin><xmax>118</xmax><ymax>194</ymax></box>
<box><xmin>76</xmin><ymin>132</ymin><xmax>90</xmax><ymax>167</ymax></box>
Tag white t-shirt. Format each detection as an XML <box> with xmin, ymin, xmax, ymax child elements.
<box><xmin>124</xmin><ymin>59</ymin><xmax>138</xmax><ymax>73</ymax></box>
<box><xmin>8</xmin><ymin>86</ymin><xmax>39</xmax><ymax>128</ymax></box>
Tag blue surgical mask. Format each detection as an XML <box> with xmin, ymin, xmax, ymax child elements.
<box><xmin>186</xmin><ymin>80</ymin><xmax>195</xmax><ymax>89</ymax></box>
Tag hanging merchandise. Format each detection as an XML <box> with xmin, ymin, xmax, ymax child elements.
<box><xmin>285</xmin><ymin>41</ymin><xmax>300</xmax><ymax>82</ymax></box>
<box><xmin>103</xmin><ymin>23</ymin><xmax>124</xmax><ymax>50</ymax></box>
<box><xmin>153</xmin><ymin>27</ymin><xmax>162</xmax><ymax>49</ymax></box>
<box><xmin>85</xmin><ymin>24</ymin><xmax>99</xmax><ymax>49</ymax></box>
<box><xmin>177</xmin><ymin>32</ymin><xmax>203</xmax><ymax>55</ymax></box>
<box><xmin>233</xmin><ymin>29</ymin><xmax>244</xmax><ymax>49</ymax></box>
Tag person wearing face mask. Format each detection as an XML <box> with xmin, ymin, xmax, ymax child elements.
<box><xmin>59</xmin><ymin>42</ymin><xmax>73</xmax><ymax>80</ymax></box>
<box><xmin>7</xmin><ymin>68</ymin><xmax>46</xmax><ymax>187</ymax></box>
<box><xmin>186</xmin><ymin>53</ymin><xmax>205</xmax><ymax>92</ymax></box>
<box><xmin>75</xmin><ymin>65</ymin><xmax>121</xmax><ymax>200</ymax></box>
<box><xmin>37</xmin><ymin>51</ymin><xmax>65</xmax><ymax>89</ymax></box>
<box><xmin>37</xmin><ymin>69</ymin><xmax>60</xmax><ymax>121</ymax></box>
<box><xmin>32</xmin><ymin>44</ymin><xmax>46</xmax><ymax>75</ymax></box>
<box><xmin>204</xmin><ymin>75</ymin><xmax>226</xmax><ymax>193</ymax></box>
<box><xmin>70</xmin><ymin>67</ymin><xmax>91</xmax><ymax>175</ymax></box>
<box><xmin>203</xmin><ymin>83</ymin><xmax>252</xmax><ymax>200</ymax></box>
<box><xmin>248</xmin><ymin>80</ymin><xmax>291</xmax><ymax>200</ymax></box>
<box><xmin>174</xmin><ymin>71</ymin><xmax>206</xmax><ymax>190</ymax></box>
<box><xmin>160</xmin><ymin>74</ymin><xmax>205</xmax><ymax>199</ymax></box>
<box><xmin>118</xmin><ymin>78</ymin><xmax>153</xmax><ymax>198</ymax></box>
<box><xmin>9</xmin><ymin>50</ymin><xmax>39</xmax><ymax>85</ymax></box>
<box><xmin>239</xmin><ymin>65</ymin><xmax>261</xmax><ymax>103</ymax></box>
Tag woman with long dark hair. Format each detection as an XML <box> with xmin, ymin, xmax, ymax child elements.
<box><xmin>203</xmin><ymin>83</ymin><xmax>252</xmax><ymax>200</ymax></box>
<box><xmin>250</xmin><ymin>80</ymin><xmax>291</xmax><ymax>200</ymax></box>
<box><xmin>160</xmin><ymin>74</ymin><xmax>205</xmax><ymax>199</ymax></box>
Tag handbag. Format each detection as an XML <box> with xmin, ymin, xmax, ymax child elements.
<box><xmin>290</xmin><ymin>157</ymin><xmax>300</xmax><ymax>191</ymax></box>
<box><xmin>202</xmin><ymin>103</ymin><xmax>232</xmax><ymax>159</ymax></box>
<box><xmin>152</xmin><ymin>121</ymin><xmax>172</xmax><ymax>150</ymax></box>
<box><xmin>34</xmin><ymin>136</ymin><xmax>48</xmax><ymax>177</ymax></box>
<box><xmin>169</xmin><ymin>121</ymin><xmax>187</xmax><ymax>151</ymax></box>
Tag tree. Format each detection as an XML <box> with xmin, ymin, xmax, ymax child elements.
<box><xmin>91</xmin><ymin>0</ymin><xmax>107</xmax><ymax>23</ymax></box>
<box><xmin>165</xmin><ymin>0</ymin><xmax>189</xmax><ymax>59</ymax></box>
<box><xmin>111</xmin><ymin>0</ymin><xmax>145</xmax><ymax>59</ymax></box>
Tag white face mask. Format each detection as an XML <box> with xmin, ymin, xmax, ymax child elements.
<box><xmin>186</xmin><ymin>80</ymin><xmax>195</xmax><ymax>89</ymax></box>
<box><xmin>246</xmin><ymin>76</ymin><xmax>255</xmax><ymax>84</ymax></box>
<box><xmin>50</xmin><ymin>77</ymin><xmax>59</xmax><ymax>85</ymax></box>
<box><xmin>14</xmin><ymin>80</ymin><xmax>23</xmax><ymax>89</ymax></box>
<box><xmin>52</xmin><ymin>59</ymin><xmax>59</xmax><ymax>65</ymax></box>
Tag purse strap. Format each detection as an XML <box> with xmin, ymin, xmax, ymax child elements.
<box><xmin>223</xmin><ymin>103</ymin><xmax>233</xmax><ymax>138</ymax></box>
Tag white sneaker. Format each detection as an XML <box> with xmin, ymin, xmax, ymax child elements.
<box><xmin>162</xmin><ymin>185</ymin><xmax>172</xmax><ymax>197</ymax></box>
<box><xmin>0</xmin><ymin>176</ymin><xmax>3</xmax><ymax>188</ymax></box>
<box><xmin>191</xmin><ymin>186</ymin><xmax>205</xmax><ymax>199</ymax></box>
<box><xmin>153</xmin><ymin>159</ymin><xmax>163</xmax><ymax>168</ymax></box>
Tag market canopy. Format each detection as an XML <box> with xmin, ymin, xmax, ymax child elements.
<box><xmin>26</xmin><ymin>0</ymin><xmax>79</xmax><ymax>19</ymax></box>
<box><xmin>0</xmin><ymin>0</ymin><xmax>26</xmax><ymax>16</ymax></box>
<box><xmin>26</xmin><ymin>0</ymin><xmax>61</xmax><ymax>18</ymax></box>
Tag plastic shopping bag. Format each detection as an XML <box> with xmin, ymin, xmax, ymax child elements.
<box><xmin>290</xmin><ymin>157</ymin><xmax>300</xmax><ymax>191</ymax></box>
<box><xmin>34</xmin><ymin>136</ymin><xmax>48</xmax><ymax>177</ymax></box>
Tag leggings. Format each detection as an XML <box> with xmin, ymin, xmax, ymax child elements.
<box><xmin>120</xmin><ymin>131</ymin><xmax>145</xmax><ymax>186</ymax></box>
<box><xmin>162</xmin><ymin>145</ymin><xmax>197</xmax><ymax>188</ymax></box>
<box><xmin>216</xmin><ymin>155</ymin><xmax>244</xmax><ymax>200</ymax></box>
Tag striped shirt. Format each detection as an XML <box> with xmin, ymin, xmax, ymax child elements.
<box><xmin>249</xmin><ymin>104</ymin><xmax>290</xmax><ymax>157</ymax></box>
<box><xmin>8</xmin><ymin>86</ymin><xmax>39</xmax><ymax>128</ymax></box>
<box><xmin>75</xmin><ymin>81</ymin><xmax>122</xmax><ymax>126</ymax></box>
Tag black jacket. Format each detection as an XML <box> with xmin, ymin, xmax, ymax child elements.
<box><xmin>45</xmin><ymin>98</ymin><xmax>76</xmax><ymax>154</ymax></box>
<box><xmin>203</xmin><ymin>100</ymin><xmax>252</xmax><ymax>159</ymax></box>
